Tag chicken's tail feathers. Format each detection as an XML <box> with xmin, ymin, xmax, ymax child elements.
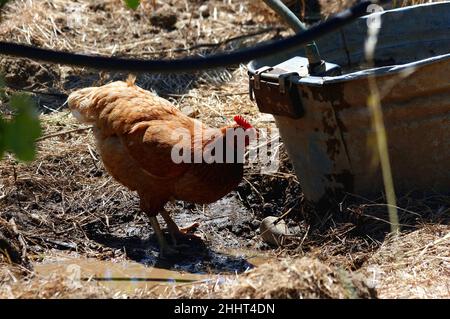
<box><xmin>127</xmin><ymin>74</ymin><xmax>137</xmax><ymax>87</ymax></box>
<box><xmin>67</xmin><ymin>87</ymin><xmax>98</xmax><ymax>124</ymax></box>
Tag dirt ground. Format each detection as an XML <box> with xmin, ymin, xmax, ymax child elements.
<box><xmin>0</xmin><ymin>0</ymin><xmax>449</xmax><ymax>299</ymax></box>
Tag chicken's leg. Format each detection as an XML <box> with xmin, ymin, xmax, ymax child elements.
<box><xmin>148</xmin><ymin>216</ymin><xmax>177</xmax><ymax>257</ymax></box>
<box><xmin>160</xmin><ymin>210</ymin><xmax>201</xmax><ymax>245</ymax></box>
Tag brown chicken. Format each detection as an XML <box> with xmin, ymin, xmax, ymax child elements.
<box><xmin>67</xmin><ymin>77</ymin><xmax>255</xmax><ymax>256</ymax></box>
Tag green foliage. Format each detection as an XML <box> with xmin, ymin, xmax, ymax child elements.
<box><xmin>0</xmin><ymin>77</ymin><xmax>42</xmax><ymax>162</ymax></box>
<box><xmin>124</xmin><ymin>0</ymin><xmax>140</xmax><ymax>10</ymax></box>
<box><xmin>0</xmin><ymin>0</ymin><xmax>9</xmax><ymax>8</ymax></box>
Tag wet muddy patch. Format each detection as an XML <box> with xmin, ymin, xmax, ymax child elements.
<box><xmin>75</xmin><ymin>194</ymin><xmax>264</xmax><ymax>273</ymax></box>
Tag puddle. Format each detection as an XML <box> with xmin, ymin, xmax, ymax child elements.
<box><xmin>35</xmin><ymin>255</ymin><xmax>209</xmax><ymax>293</ymax></box>
<box><xmin>34</xmin><ymin>249</ymin><xmax>272</xmax><ymax>294</ymax></box>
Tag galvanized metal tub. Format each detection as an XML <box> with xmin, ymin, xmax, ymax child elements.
<box><xmin>248</xmin><ymin>2</ymin><xmax>450</xmax><ymax>205</ymax></box>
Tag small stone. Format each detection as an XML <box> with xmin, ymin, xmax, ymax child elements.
<box><xmin>259</xmin><ymin>216</ymin><xmax>291</xmax><ymax>246</ymax></box>
<box><xmin>199</xmin><ymin>4</ymin><xmax>210</xmax><ymax>18</ymax></box>
<box><xmin>251</xmin><ymin>219</ymin><xmax>261</xmax><ymax>228</ymax></box>
<box><xmin>150</xmin><ymin>6</ymin><xmax>178</xmax><ymax>30</ymax></box>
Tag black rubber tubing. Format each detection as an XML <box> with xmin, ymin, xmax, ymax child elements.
<box><xmin>0</xmin><ymin>0</ymin><xmax>387</xmax><ymax>73</ymax></box>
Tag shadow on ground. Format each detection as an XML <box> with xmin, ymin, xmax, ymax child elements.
<box><xmin>86</xmin><ymin>229</ymin><xmax>254</xmax><ymax>274</ymax></box>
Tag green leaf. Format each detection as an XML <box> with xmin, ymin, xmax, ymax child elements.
<box><xmin>4</xmin><ymin>93</ymin><xmax>42</xmax><ymax>161</ymax></box>
<box><xmin>124</xmin><ymin>0</ymin><xmax>140</xmax><ymax>10</ymax></box>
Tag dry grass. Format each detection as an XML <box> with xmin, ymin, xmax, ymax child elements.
<box><xmin>173</xmin><ymin>257</ymin><xmax>376</xmax><ymax>299</ymax></box>
<box><xmin>0</xmin><ymin>0</ymin><xmax>287</xmax><ymax>105</ymax></box>
<box><xmin>362</xmin><ymin>224</ymin><xmax>450</xmax><ymax>298</ymax></box>
<box><xmin>0</xmin><ymin>0</ymin><xmax>282</xmax><ymax>58</ymax></box>
<box><xmin>0</xmin><ymin>251</ymin><xmax>376</xmax><ymax>299</ymax></box>
<box><xmin>0</xmin><ymin>270</ymin><xmax>121</xmax><ymax>298</ymax></box>
<box><xmin>1</xmin><ymin>222</ymin><xmax>448</xmax><ymax>299</ymax></box>
<box><xmin>0</xmin><ymin>112</ymin><xmax>135</xmax><ymax>258</ymax></box>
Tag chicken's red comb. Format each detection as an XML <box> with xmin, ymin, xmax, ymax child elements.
<box><xmin>234</xmin><ymin>115</ymin><xmax>253</xmax><ymax>129</ymax></box>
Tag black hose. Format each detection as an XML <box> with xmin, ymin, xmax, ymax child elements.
<box><xmin>0</xmin><ymin>0</ymin><xmax>387</xmax><ymax>73</ymax></box>
<box><xmin>263</xmin><ymin>0</ymin><xmax>310</xmax><ymax>33</ymax></box>
<box><xmin>262</xmin><ymin>0</ymin><xmax>324</xmax><ymax>72</ymax></box>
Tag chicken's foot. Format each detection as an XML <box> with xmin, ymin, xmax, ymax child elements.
<box><xmin>149</xmin><ymin>216</ymin><xmax>178</xmax><ymax>257</ymax></box>
<box><xmin>160</xmin><ymin>210</ymin><xmax>201</xmax><ymax>246</ymax></box>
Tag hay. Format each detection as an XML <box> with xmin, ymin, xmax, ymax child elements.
<box><xmin>0</xmin><ymin>0</ymin><xmax>282</xmax><ymax>57</ymax></box>
<box><xmin>362</xmin><ymin>224</ymin><xmax>450</xmax><ymax>298</ymax></box>
<box><xmin>178</xmin><ymin>257</ymin><xmax>376</xmax><ymax>299</ymax></box>
<box><xmin>0</xmin><ymin>217</ymin><xmax>31</xmax><ymax>267</ymax></box>
<box><xmin>0</xmin><ymin>0</ymin><xmax>286</xmax><ymax>108</ymax></box>
<box><xmin>0</xmin><ymin>272</ymin><xmax>119</xmax><ymax>299</ymax></box>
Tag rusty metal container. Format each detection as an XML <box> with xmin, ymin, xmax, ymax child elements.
<box><xmin>248</xmin><ymin>2</ymin><xmax>450</xmax><ymax>205</ymax></box>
